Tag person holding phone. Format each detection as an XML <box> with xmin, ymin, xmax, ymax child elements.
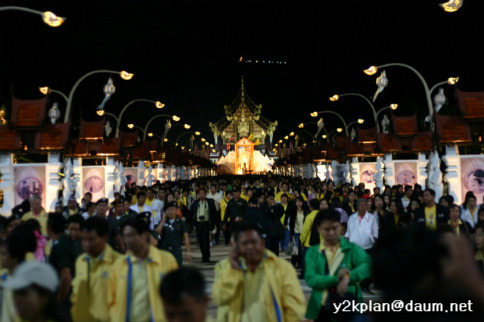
<box><xmin>212</xmin><ymin>222</ymin><xmax>306</xmax><ymax>321</ymax></box>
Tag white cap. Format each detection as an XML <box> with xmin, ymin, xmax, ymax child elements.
<box><xmin>1</xmin><ymin>261</ymin><xmax>59</xmax><ymax>292</ymax></box>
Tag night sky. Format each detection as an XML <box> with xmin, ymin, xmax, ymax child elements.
<box><xmin>1</xmin><ymin>0</ymin><xmax>483</xmax><ymax>145</ymax></box>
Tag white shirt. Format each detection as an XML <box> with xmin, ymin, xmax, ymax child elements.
<box><xmin>207</xmin><ymin>191</ymin><xmax>223</xmax><ymax>211</ymax></box>
<box><xmin>81</xmin><ymin>211</ymin><xmax>92</xmax><ymax>220</ymax></box>
<box><xmin>129</xmin><ymin>204</ymin><xmax>156</xmax><ymax>230</ymax></box>
<box><xmin>345</xmin><ymin>212</ymin><xmax>379</xmax><ymax>250</ymax></box>
<box><xmin>461</xmin><ymin>207</ymin><xmax>479</xmax><ymax>229</ymax></box>
<box><xmin>401</xmin><ymin>196</ymin><xmax>411</xmax><ymax>211</ymax></box>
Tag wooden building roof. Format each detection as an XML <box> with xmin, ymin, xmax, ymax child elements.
<box><xmin>435</xmin><ymin>114</ymin><xmax>472</xmax><ymax>145</ymax></box>
<box><xmin>457</xmin><ymin>89</ymin><xmax>484</xmax><ymax>120</ymax></box>
<box><xmin>34</xmin><ymin>123</ymin><xmax>70</xmax><ymax>150</ymax></box>
<box><xmin>80</xmin><ymin>120</ymin><xmax>105</xmax><ymax>141</ymax></box>
<box><xmin>0</xmin><ymin>127</ymin><xmax>21</xmax><ymax>151</ymax></box>
<box><xmin>393</xmin><ymin>114</ymin><xmax>419</xmax><ymax>136</ymax></box>
<box><xmin>10</xmin><ymin>96</ymin><xmax>47</xmax><ymax>128</ymax></box>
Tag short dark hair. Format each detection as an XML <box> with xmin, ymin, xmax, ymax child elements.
<box><xmin>314</xmin><ymin>209</ymin><xmax>341</xmax><ymax>227</ymax></box>
<box><xmin>47</xmin><ymin>212</ymin><xmax>67</xmax><ymax>235</ymax></box>
<box><xmin>67</xmin><ymin>214</ymin><xmax>84</xmax><ymax>226</ymax></box>
<box><xmin>82</xmin><ymin>216</ymin><xmax>110</xmax><ymax>237</ymax></box>
<box><xmin>2</xmin><ymin>227</ymin><xmax>37</xmax><ymax>262</ymax></box>
<box><xmin>233</xmin><ymin>222</ymin><xmax>262</xmax><ymax>242</ymax></box>
<box><xmin>248</xmin><ymin>197</ymin><xmax>259</xmax><ymax>206</ymax></box>
<box><xmin>137</xmin><ymin>191</ymin><xmax>146</xmax><ymax>198</ymax></box>
<box><xmin>120</xmin><ymin>216</ymin><xmax>149</xmax><ymax>235</ymax></box>
<box><xmin>160</xmin><ymin>267</ymin><xmax>206</xmax><ymax>304</ymax></box>
<box><xmin>309</xmin><ymin>198</ymin><xmax>320</xmax><ymax>210</ymax></box>
<box><xmin>424</xmin><ymin>188</ymin><xmax>436</xmax><ymax>197</ymax></box>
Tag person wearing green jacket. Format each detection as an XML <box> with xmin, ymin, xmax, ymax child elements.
<box><xmin>305</xmin><ymin>209</ymin><xmax>372</xmax><ymax>321</ymax></box>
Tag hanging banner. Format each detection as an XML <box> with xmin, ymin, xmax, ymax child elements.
<box><xmin>394</xmin><ymin>162</ymin><xmax>418</xmax><ymax>186</ymax></box>
<box><xmin>359</xmin><ymin>163</ymin><xmax>377</xmax><ymax>191</ymax></box>
<box><xmin>333</xmin><ymin>164</ymin><xmax>348</xmax><ymax>185</ymax></box>
<box><xmin>14</xmin><ymin>165</ymin><xmax>47</xmax><ymax>209</ymax></box>
<box><xmin>123</xmin><ymin>168</ymin><xmax>138</xmax><ymax>188</ymax></box>
<box><xmin>460</xmin><ymin>157</ymin><xmax>484</xmax><ymax>202</ymax></box>
<box><xmin>82</xmin><ymin>167</ymin><xmax>105</xmax><ymax>203</ymax></box>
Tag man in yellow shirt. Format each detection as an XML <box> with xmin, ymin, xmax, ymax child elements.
<box><xmin>275</xmin><ymin>183</ymin><xmax>292</xmax><ymax>202</ymax></box>
<box><xmin>71</xmin><ymin>216</ymin><xmax>121</xmax><ymax>322</ymax></box>
<box><xmin>414</xmin><ymin>189</ymin><xmax>449</xmax><ymax>230</ymax></box>
<box><xmin>299</xmin><ymin>199</ymin><xmax>321</xmax><ymax>278</ymax></box>
<box><xmin>160</xmin><ymin>267</ymin><xmax>214</xmax><ymax>322</ymax></box>
<box><xmin>21</xmin><ymin>194</ymin><xmax>48</xmax><ymax>236</ymax></box>
<box><xmin>220</xmin><ymin>190</ymin><xmax>232</xmax><ymax>246</ymax></box>
<box><xmin>108</xmin><ymin>217</ymin><xmax>178</xmax><ymax>322</ymax></box>
<box><xmin>213</xmin><ymin>222</ymin><xmax>306</xmax><ymax>322</ymax></box>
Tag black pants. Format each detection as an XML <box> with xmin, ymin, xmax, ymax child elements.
<box><xmin>226</xmin><ymin>222</ymin><xmax>237</xmax><ymax>245</ymax></box>
<box><xmin>266</xmin><ymin>237</ymin><xmax>279</xmax><ymax>256</ymax></box>
<box><xmin>197</xmin><ymin>222</ymin><xmax>211</xmax><ymax>261</ymax></box>
<box><xmin>213</xmin><ymin>220</ymin><xmax>221</xmax><ymax>244</ymax></box>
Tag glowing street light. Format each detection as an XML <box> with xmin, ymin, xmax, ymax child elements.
<box><xmin>289</xmin><ymin>132</ymin><xmax>295</xmax><ymax>136</ymax></box>
<box><xmin>336</xmin><ymin>128</ymin><xmax>343</xmax><ymax>133</ymax></box>
<box><xmin>357</xmin><ymin>118</ymin><xmax>365</xmax><ymax>124</ymax></box>
<box><xmin>155</xmin><ymin>101</ymin><xmax>165</xmax><ymax>109</ymax></box>
<box><xmin>172</xmin><ymin>115</ymin><xmax>181</xmax><ymax>122</ymax></box>
<box><xmin>447</xmin><ymin>77</ymin><xmax>459</xmax><ymax>85</ymax></box>
<box><xmin>39</xmin><ymin>87</ymin><xmax>50</xmax><ymax>95</ymax></box>
<box><xmin>184</xmin><ymin>124</ymin><xmax>191</xmax><ymax>129</ymax></box>
<box><xmin>201</xmin><ymin>138</ymin><xmax>206</xmax><ymax>142</ymax></box>
<box><xmin>284</xmin><ymin>136</ymin><xmax>289</xmax><ymax>140</ymax></box>
<box><xmin>127</xmin><ymin>123</ymin><xmax>134</xmax><ymax>129</ymax></box>
<box><xmin>363</xmin><ymin>66</ymin><xmax>378</xmax><ymax>76</ymax></box>
<box><xmin>120</xmin><ymin>71</ymin><xmax>134</xmax><ymax>80</ymax></box>
<box><xmin>96</xmin><ymin>108</ymin><xmax>105</xmax><ymax>116</ymax></box>
<box><xmin>0</xmin><ymin>6</ymin><xmax>66</xmax><ymax>27</ymax></box>
<box><xmin>298</xmin><ymin>123</ymin><xmax>304</xmax><ymax>128</ymax></box>
<box><xmin>310</xmin><ymin>112</ymin><xmax>319</xmax><ymax>117</ymax></box>
<box><xmin>148</xmin><ymin>132</ymin><xmax>153</xmax><ymax>137</ymax></box>
<box><xmin>440</xmin><ymin>0</ymin><xmax>463</xmax><ymax>12</ymax></box>
<box><xmin>329</xmin><ymin>95</ymin><xmax>339</xmax><ymax>102</ymax></box>
<box><xmin>278</xmin><ymin>139</ymin><xmax>283</xmax><ymax>143</ymax></box>
<box><xmin>194</xmin><ymin>131</ymin><xmax>201</xmax><ymax>136</ymax></box>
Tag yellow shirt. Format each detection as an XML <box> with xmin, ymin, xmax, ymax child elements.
<box><xmin>300</xmin><ymin>210</ymin><xmax>320</xmax><ymax>247</ymax></box>
<box><xmin>448</xmin><ymin>219</ymin><xmax>462</xmax><ymax>235</ymax></box>
<box><xmin>71</xmin><ymin>244</ymin><xmax>121</xmax><ymax>322</ymax></box>
<box><xmin>108</xmin><ymin>245</ymin><xmax>178</xmax><ymax>322</ymax></box>
<box><xmin>319</xmin><ymin>241</ymin><xmax>343</xmax><ymax>305</ymax></box>
<box><xmin>21</xmin><ymin>210</ymin><xmax>48</xmax><ymax>235</ymax></box>
<box><xmin>241</xmin><ymin>194</ymin><xmax>249</xmax><ymax>202</ymax></box>
<box><xmin>475</xmin><ymin>250</ymin><xmax>484</xmax><ymax>262</ymax></box>
<box><xmin>130</xmin><ymin>258</ymin><xmax>151</xmax><ymax>322</ymax></box>
<box><xmin>131</xmin><ymin>195</ymin><xmax>138</xmax><ymax>205</ymax></box>
<box><xmin>1</xmin><ymin>269</ymin><xmax>17</xmax><ymax>322</ymax></box>
<box><xmin>240</xmin><ymin>260</ymin><xmax>267</xmax><ymax>322</ymax></box>
<box><xmin>424</xmin><ymin>206</ymin><xmax>437</xmax><ymax>230</ymax></box>
<box><xmin>221</xmin><ymin>198</ymin><xmax>230</xmax><ymax>221</ymax></box>
<box><xmin>275</xmin><ymin>191</ymin><xmax>292</xmax><ymax>203</ymax></box>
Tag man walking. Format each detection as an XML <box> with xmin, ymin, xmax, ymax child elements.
<box><xmin>191</xmin><ymin>188</ymin><xmax>217</xmax><ymax>263</ymax></box>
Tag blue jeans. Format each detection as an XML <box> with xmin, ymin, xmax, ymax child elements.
<box><xmin>280</xmin><ymin>228</ymin><xmax>290</xmax><ymax>251</ymax></box>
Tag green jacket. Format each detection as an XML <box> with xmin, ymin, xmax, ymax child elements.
<box><xmin>304</xmin><ymin>236</ymin><xmax>372</xmax><ymax>319</ymax></box>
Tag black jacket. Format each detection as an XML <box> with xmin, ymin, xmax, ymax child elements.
<box><xmin>414</xmin><ymin>204</ymin><xmax>449</xmax><ymax>229</ymax></box>
<box><xmin>190</xmin><ymin>198</ymin><xmax>218</xmax><ymax>225</ymax></box>
<box><xmin>224</xmin><ymin>198</ymin><xmax>248</xmax><ymax>223</ymax></box>
<box><xmin>274</xmin><ymin>203</ymin><xmax>291</xmax><ymax>228</ymax></box>
<box><xmin>288</xmin><ymin>206</ymin><xmax>309</xmax><ymax>237</ymax></box>
<box><xmin>244</xmin><ymin>207</ymin><xmax>269</xmax><ymax>237</ymax></box>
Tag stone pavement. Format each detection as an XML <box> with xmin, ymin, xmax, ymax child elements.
<box><xmin>180</xmin><ymin>233</ymin><xmax>381</xmax><ymax>318</ymax></box>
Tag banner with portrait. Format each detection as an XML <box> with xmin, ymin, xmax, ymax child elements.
<box><xmin>14</xmin><ymin>165</ymin><xmax>47</xmax><ymax>209</ymax></box>
<box><xmin>82</xmin><ymin>167</ymin><xmax>105</xmax><ymax>203</ymax></box>
<box><xmin>333</xmin><ymin>164</ymin><xmax>349</xmax><ymax>185</ymax></box>
<box><xmin>359</xmin><ymin>163</ymin><xmax>377</xmax><ymax>191</ymax></box>
<box><xmin>394</xmin><ymin>162</ymin><xmax>418</xmax><ymax>186</ymax></box>
<box><xmin>123</xmin><ymin>168</ymin><xmax>138</xmax><ymax>188</ymax></box>
<box><xmin>460</xmin><ymin>157</ymin><xmax>484</xmax><ymax>203</ymax></box>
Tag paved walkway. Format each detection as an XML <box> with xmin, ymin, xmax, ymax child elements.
<box><xmin>180</xmin><ymin>233</ymin><xmax>381</xmax><ymax>318</ymax></box>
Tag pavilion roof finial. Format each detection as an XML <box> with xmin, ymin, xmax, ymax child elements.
<box><xmin>240</xmin><ymin>75</ymin><xmax>245</xmax><ymax>99</ymax></box>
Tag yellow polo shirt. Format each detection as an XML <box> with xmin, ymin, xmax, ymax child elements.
<box><xmin>71</xmin><ymin>244</ymin><xmax>121</xmax><ymax>322</ymax></box>
<box><xmin>21</xmin><ymin>210</ymin><xmax>48</xmax><ymax>235</ymax></box>
<box><xmin>240</xmin><ymin>259</ymin><xmax>267</xmax><ymax>322</ymax></box>
<box><xmin>130</xmin><ymin>257</ymin><xmax>151</xmax><ymax>322</ymax></box>
<box><xmin>275</xmin><ymin>191</ymin><xmax>292</xmax><ymax>202</ymax></box>
<box><xmin>448</xmin><ymin>219</ymin><xmax>463</xmax><ymax>235</ymax></box>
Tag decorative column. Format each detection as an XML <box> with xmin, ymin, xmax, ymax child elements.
<box><xmin>350</xmin><ymin>158</ymin><xmax>359</xmax><ymax>187</ymax></box>
<box><xmin>137</xmin><ymin>160</ymin><xmax>145</xmax><ymax>186</ymax></box>
<box><xmin>383</xmin><ymin>154</ymin><xmax>395</xmax><ymax>187</ymax></box>
<box><xmin>428</xmin><ymin>150</ymin><xmax>444</xmax><ymax>202</ymax></box>
<box><xmin>417</xmin><ymin>153</ymin><xmax>428</xmax><ymax>190</ymax></box>
<box><xmin>0</xmin><ymin>153</ymin><xmax>15</xmax><ymax>216</ymax></box>
<box><xmin>331</xmin><ymin>160</ymin><xmax>339</xmax><ymax>186</ymax></box>
<box><xmin>45</xmin><ymin>153</ymin><xmax>63</xmax><ymax>211</ymax></box>
<box><xmin>105</xmin><ymin>157</ymin><xmax>116</xmax><ymax>200</ymax></box>
<box><xmin>375</xmin><ymin>157</ymin><xmax>384</xmax><ymax>189</ymax></box>
<box><xmin>442</xmin><ymin>145</ymin><xmax>461</xmax><ymax>203</ymax></box>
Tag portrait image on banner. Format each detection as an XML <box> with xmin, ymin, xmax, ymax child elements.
<box><xmin>333</xmin><ymin>164</ymin><xmax>348</xmax><ymax>185</ymax></box>
<box><xmin>14</xmin><ymin>165</ymin><xmax>46</xmax><ymax>209</ymax></box>
<box><xmin>123</xmin><ymin>168</ymin><xmax>138</xmax><ymax>188</ymax></box>
<box><xmin>83</xmin><ymin>167</ymin><xmax>105</xmax><ymax>202</ymax></box>
<box><xmin>394</xmin><ymin>162</ymin><xmax>418</xmax><ymax>186</ymax></box>
<box><xmin>359</xmin><ymin>163</ymin><xmax>377</xmax><ymax>191</ymax></box>
<box><xmin>460</xmin><ymin>157</ymin><xmax>484</xmax><ymax>202</ymax></box>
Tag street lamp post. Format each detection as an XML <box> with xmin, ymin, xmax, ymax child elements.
<box><xmin>0</xmin><ymin>6</ymin><xmax>65</xmax><ymax>26</ymax></box>
<box><xmin>115</xmin><ymin>99</ymin><xmax>164</xmax><ymax>137</ymax></box>
<box><xmin>39</xmin><ymin>70</ymin><xmax>134</xmax><ymax>123</ymax></box>
<box><xmin>311</xmin><ymin>111</ymin><xmax>350</xmax><ymax>136</ymax></box>
<box><xmin>142</xmin><ymin>114</ymin><xmax>180</xmax><ymax>141</ymax></box>
<box><xmin>175</xmin><ymin>131</ymin><xmax>200</xmax><ymax>146</ymax></box>
<box><xmin>363</xmin><ymin>63</ymin><xmax>459</xmax><ymax>119</ymax></box>
<box><xmin>330</xmin><ymin>93</ymin><xmax>379</xmax><ymax>130</ymax></box>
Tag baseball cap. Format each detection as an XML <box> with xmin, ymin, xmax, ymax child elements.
<box><xmin>232</xmin><ymin>186</ymin><xmax>240</xmax><ymax>193</ymax></box>
<box><xmin>96</xmin><ymin>198</ymin><xmax>109</xmax><ymax>204</ymax></box>
<box><xmin>164</xmin><ymin>201</ymin><xmax>178</xmax><ymax>211</ymax></box>
<box><xmin>2</xmin><ymin>261</ymin><xmax>59</xmax><ymax>292</ymax></box>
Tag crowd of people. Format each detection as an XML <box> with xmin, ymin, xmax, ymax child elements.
<box><xmin>1</xmin><ymin>174</ymin><xmax>484</xmax><ymax>321</ymax></box>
